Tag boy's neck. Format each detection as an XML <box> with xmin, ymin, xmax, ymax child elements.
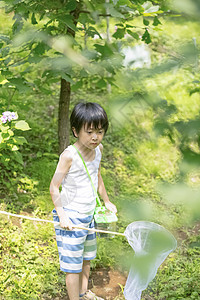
<box><xmin>74</xmin><ymin>141</ymin><xmax>95</xmax><ymax>161</ymax></box>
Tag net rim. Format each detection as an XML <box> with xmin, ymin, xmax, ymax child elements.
<box><xmin>124</xmin><ymin>220</ymin><xmax>177</xmax><ymax>248</ymax></box>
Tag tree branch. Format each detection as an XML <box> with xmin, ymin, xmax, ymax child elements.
<box><xmin>6</xmin><ymin>52</ymin><xmax>31</xmax><ymax>67</ymax></box>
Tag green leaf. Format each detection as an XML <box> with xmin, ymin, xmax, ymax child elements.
<box><xmin>96</xmin><ymin>79</ymin><xmax>107</xmax><ymax>88</ymax></box>
<box><xmin>71</xmin><ymin>80</ymin><xmax>83</xmax><ymax>91</ymax></box>
<box><xmin>28</xmin><ymin>55</ymin><xmax>43</xmax><ymax>64</ymax></box>
<box><xmin>127</xmin><ymin>30</ymin><xmax>140</xmax><ymax>40</ymax></box>
<box><xmin>11</xmin><ymin>145</ymin><xmax>19</xmax><ymax>151</ymax></box>
<box><xmin>190</xmin><ymin>87</ymin><xmax>200</xmax><ymax>95</ymax></box>
<box><xmin>145</xmin><ymin>6</ymin><xmax>159</xmax><ymax>14</ymax></box>
<box><xmin>65</xmin><ymin>0</ymin><xmax>77</xmax><ymax>11</ymax></box>
<box><xmin>113</xmin><ymin>28</ymin><xmax>125</xmax><ymax>39</ymax></box>
<box><xmin>33</xmin><ymin>42</ymin><xmax>46</xmax><ymax>55</ymax></box>
<box><xmin>104</xmin><ymin>62</ymin><xmax>115</xmax><ymax>74</ymax></box>
<box><xmin>87</xmin><ymin>26</ymin><xmax>102</xmax><ymax>39</ymax></box>
<box><xmin>94</xmin><ymin>43</ymin><xmax>114</xmax><ymax>58</ymax></box>
<box><xmin>142</xmin><ymin>2</ymin><xmax>159</xmax><ymax>14</ymax></box>
<box><xmin>12</xmin><ymin>151</ymin><xmax>23</xmax><ymax>165</ymax></box>
<box><xmin>0</xmin><ymin>155</ymin><xmax>10</xmax><ymax>166</ymax></box>
<box><xmin>80</xmin><ymin>69</ymin><xmax>88</xmax><ymax>77</ymax></box>
<box><xmin>31</xmin><ymin>13</ymin><xmax>38</xmax><ymax>25</ymax></box>
<box><xmin>8</xmin><ymin>78</ymin><xmax>30</xmax><ymax>92</ymax></box>
<box><xmin>143</xmin><ymin>18</ymin><xmax>150</xmax><ymax>26</ymax></box>
<box><xmin>15</xmin><ymin>121</ymin><xmax>31</xmax><ymax>131</ymax></box>
<box><xmin>13</xmin><ymin>136</ymin><xmax>27</xmax><ymax>145</ymax></box>
<box><xmin>106</xmin><ymin>76</ymin><xmax>116</xmax><ymax>85</ymax></box>
<box><xmin>12</xmin><ymin>14</ymin><xmax>23</xmax><ymax>34</ymax></box>
<box><xmin>0</xmin><ymin>35</ymin><xmax>10</xmax><ymax>43</ymax></box>
<box><xmin>8</xmin><ymin>129</ymin><xmax>14</xmax><ymax>137</ymax></box>
<box><xmin>1</xmin><ymin>69</ymin><xmax>12</xmax><ymax>76</ymax></box>
<box><xmin>0</xmin><ymin>124</ymin><xmax>9</xmax><ymax>133</ymax></box>
<box><xmin>126</xmin><ymin>24</ymin><xmax>134</xmax><ymax>28</ymax></box>
<box><xmin>61</xmin><ymin>73</ymin><xmax>74</xmax><ymax>84</ymax></box>
<box><xmin>105</xmin><ymin>3</ymin><xmax>125</xmax><ymax>18</ymax></box>
<box><xmin>38</xmin><ymin>86</ymin><xmax>52</xmax><ymax>95</ymax></box>
<box><xmin>78</xmin><ymin>13</ymin><xmax>94</xmax><ymax>26</ymax></box>
<box><xmin>142</xmin><ymin>29</ymin><xmax>151</xmax><ymax>44</ymax></box>
<box><xmin>115</xmin><ymin>23</ymin><xmax>124</xmax><ymax>27</ymax></box>
<box><xmin>153</xmin><ymin>16</ymin><xmax>162</xmax><ymax>26</ymax></box>
<box><xmin>56</xmin><ymin>15</ymin><xmax>76</xmax><ymax>31</ymax></box>
<box><xmin>1</xmin><ymin>132</ymin><xmax>10</xmax><ymax>140</ymax></box>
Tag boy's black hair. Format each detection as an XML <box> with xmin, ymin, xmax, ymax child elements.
<box><xmin>70</xmin><ymin>102</ymin><xmax>109</xmax><ymax>137</ymax></box>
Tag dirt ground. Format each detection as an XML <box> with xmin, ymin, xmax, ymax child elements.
<box><xmin>89</xmin><ymin>268</ymin><xmax>127</xmax><ymax>299</ymax></box>
<box><xmin>62</xmin><ymin>268</ymin><xmax>127</xmax><ymax>300</ymax></box>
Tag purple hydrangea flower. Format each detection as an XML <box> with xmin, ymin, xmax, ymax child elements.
<box><xmin>1</xmin><ymin>115</ymin><xmax>7</xmax><ymax>123</ymax></box>
<box><xmin>1</xmin><ymin>111</ymin><xmax>18</xmax><ymax>123</ymax></box>
<box><xmin>11</xmin><ymin>112</ymin><xmax>17</xmax><ymax>120</ymax></box>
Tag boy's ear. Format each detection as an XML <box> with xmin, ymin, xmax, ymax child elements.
<box><xmin>72</xmin><ymin>127</ymin><xmax>78</xmax><ymax>138</ymax></box>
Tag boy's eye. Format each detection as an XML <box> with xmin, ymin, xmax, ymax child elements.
<box><xmin>86</xmin><ymin>129</ymin><xmax>104</xmax><ymax>134</ymax></box>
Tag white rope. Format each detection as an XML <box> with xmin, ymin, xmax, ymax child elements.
<box><xmin>0</xmin><ymin>210</ymin><xmax>56</xmax><ymax>224</ymax></box>
<box><xmin>0</xmin><ymin>210</ymin><xmax>125</xmax><ymax>236</ymax></box>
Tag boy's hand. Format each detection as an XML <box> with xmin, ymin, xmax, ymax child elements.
<box><xmin>59</xmin><ymin>213</ymin><xmax>73</xmax><ymax>230</ymax></box>
<box><xmin>105</xmin><ymin>200</ymin><xmax>117</xmax><ymax>214</ymax></box>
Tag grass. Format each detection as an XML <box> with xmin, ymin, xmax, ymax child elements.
<box><xmin>143</xmin><ymin>231</ymin><xmax>200</xmax><ymax>299</ymax></box>
<box><xmin>1</xmin><ymin>204</ymin><xmax>200</xmax><ymax>299</ymax></box>
<box><xmin>0</xmin><ymin>214</ymin><xmax>66</xmax><ymax>300</ymax></box>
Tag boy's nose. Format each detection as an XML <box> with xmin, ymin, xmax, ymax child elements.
<box><xmin>92</xmin><ymin>133</ymin><xmax>98</xmax><ymax>140</ymax></box>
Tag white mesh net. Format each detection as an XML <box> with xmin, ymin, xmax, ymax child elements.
<box><xmin>124</xmin><ymin>221</ymin><xmax>177</xmax><ymax>300</ymax></box>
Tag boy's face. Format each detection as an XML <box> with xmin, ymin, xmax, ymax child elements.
<box><xmin>73</xmin><ymin>123</ymin><xmax>105</xmax><ymax>149</ymax></box>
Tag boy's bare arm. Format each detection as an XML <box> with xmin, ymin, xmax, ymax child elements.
<box><xmin>49</xmin><ymin>150</ymin><xmax>73</xmax><ymax>229</ymax></box>
<box><xmin>98</xmin><ymin>144</ymin><xmax>117</xmax><ymax>214</ymax></box>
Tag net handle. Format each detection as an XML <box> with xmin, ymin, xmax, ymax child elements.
<box><xmin>0</xmin><ymin>210</ymin><xmax>125</xmax><ymax>237</ymax></box>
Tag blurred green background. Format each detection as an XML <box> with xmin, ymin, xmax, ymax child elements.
<box><xmin>0</xmin><ymin>0</ymin><xmax>200</xmax><ymax>299</ymax></box>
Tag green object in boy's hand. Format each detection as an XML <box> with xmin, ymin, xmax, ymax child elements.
<box><xmin>94</xmin><ymin>206</ymin><xmax>118</xmax><ymax>223</ymax></box>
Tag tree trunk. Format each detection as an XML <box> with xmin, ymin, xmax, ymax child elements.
<box><xmin>58</xmin><ymin>2</ymin><xmax>82</xmax><ymax>154</ymax></box>
<box><xmin>58</xmin><ymin>79</ymin><xmax>71</xmax><ymax>154</ymax></box>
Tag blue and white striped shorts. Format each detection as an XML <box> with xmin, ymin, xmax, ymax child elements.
<box><xmin>52</xmin><ymin>208</ymin><xmax>97</xmax><ymax>273</ymax></box>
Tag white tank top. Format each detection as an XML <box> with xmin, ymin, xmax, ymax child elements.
<box><xmin>60</xmin><ymin>145</ymin><xmax>102</xmax><ymax>213</ymax></box>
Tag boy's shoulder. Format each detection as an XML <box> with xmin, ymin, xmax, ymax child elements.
<box><xmin>60</xmin><ymin>148</ymin><xmax>73</xmax><ymax>162</ymax></box>
<box><xmin>99</xmin><ymin>143</ymin><xmax>103</xmax><ymax>153</ymax></box>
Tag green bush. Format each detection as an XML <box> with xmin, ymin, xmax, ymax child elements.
<box><xmin>0</xmin><ymin>111</ymin><xmax>31</xmax><ymax>194</ymax></box>
<box><xmin>0</xmin><ymin>216</ymin><xmax>66</xmax><ymax>300</ymax></box>
<box><xmin>144</xmin><ymin>238</ymin><xmax>200</xmax><ymax>299</ymax></box>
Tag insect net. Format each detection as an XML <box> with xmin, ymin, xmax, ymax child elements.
<box><xmin>124</xmin><ymin>221</ymin><xmax>177</xmax><ymax>300</ymax></box>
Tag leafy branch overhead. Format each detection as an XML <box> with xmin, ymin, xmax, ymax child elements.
<box><xmin>1</xmin><ymin>0</ymin><xmax>164</xmax><ymax>92</ymax></box>
<box><xmin>0</xmin><ymin>0</ymin><xmax>168</xmax><ymax>153</ymax></box>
